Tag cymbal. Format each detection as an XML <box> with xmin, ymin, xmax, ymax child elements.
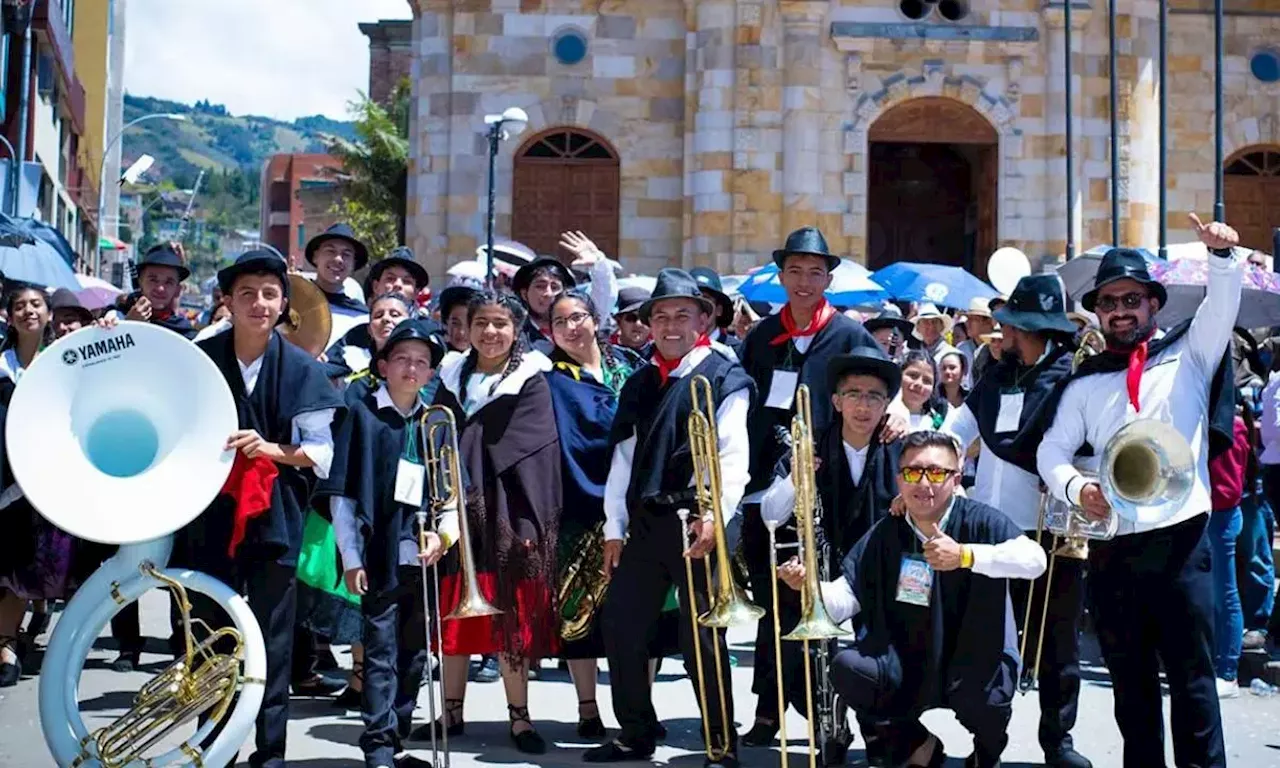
<box><xmin>280</xmin><ymin>274</ymin><xmax>332</xmax><ymax>358</ymax></box>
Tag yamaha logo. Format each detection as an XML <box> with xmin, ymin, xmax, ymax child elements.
<box><xmin>70</xmin><ymin>333</ymin><xmax>138</xmax><ymax>367</ymax></box>
<box><xmin>62</xmin><ymin>349</ymin><xmax>78</xmax><ymax>365</ymax></box>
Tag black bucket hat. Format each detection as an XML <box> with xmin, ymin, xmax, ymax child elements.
<box><xmin>217</xmin><ymin>248</ymin><xmax>291</xmax><ymax>298</ymax></box>
<box><xmin>49</xmin><ymin>287</ymin><xmax>93</xmax><ymax>325</ymax></box>
<box><xmin>827</xmin><ymin>346</ymin><xmax>902</xmax><ymax>400</ymax></box>
<box><xmin>305</xmin><ymin>223</ymin><xmax>370</xmax><ymax>271</ymax></box>
<box><xmin>512</xmin><ymin>257</ymin><xmax>576</xmax><ymax>296</ymax></box>
<box><xmin>638</xmin><ymin>268</ymin><xmax>715</xmax><ymax>322</ymax></box>
<box><xmin>1081</xmin><ymin>247</ymin><xmax>1167</xmax><ymax>312</ymax></box>
<box><xmin>690</xmin><ymin>266</ymin><xmax>733</xmax><ymax>327</ymax></box>
<box><xmin>772</xmin><ymin>226</ymin><xmax>840</xmax><ymax>271</ymax></box>
<box><xmin>615</xmin><ymin>285</ymin><xmax>650</xmax><ymax>316</ymax></box>
<box><xmin>137</xmin><ymin>243</ymin><xmax>191</xmax><ymax>282</ymax></box>
<box><xmin>993</xmin><ymin>274</ymin><xmax>1078</xmax><ymax>335</ymax></box>
<box><xmin>379</xmin><ymin>318</ymin><xmax>446</xmax><ymax>368</ymax></box>
<box><xmin>367</xmin><ymin>246</ymin><xmax>429</xmax><ymax>294</ymax></box>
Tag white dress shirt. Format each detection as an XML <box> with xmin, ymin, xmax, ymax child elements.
<box><xmin>1036</xmin><ymin>249</ymin><xmax>1246</xmax><ymax>535</ymax></box>
<box><xmin>236</xmin><ymin>354</ymin><xmax>337</xmax><ymax>479</ymax></box>
<box><xmin>602</xmin><ymin>345</ymin><xmax>752</xmax><ymax>541</ymax></box>
<box><xmin>817</xmin><ymin>498</ymin><xmax>1048</xmax><ymax>623</ymax></box>
<box><xmin>943</xmin><ymin>404</ymin><xmax>1042</xmax><ymax>531</ymax></box>
<box><xmin>1261</xmin><ymin>371</ymin><xmax>1280</xmax><ymax>466</ymax></box>
<box><xmin>331</xmin><ymin>384</ymin><xmax>460</xmax><ymax>572</ymax></box>
<box><xmin>760</xmin><ymin>439</ymin><xmax>869</xmax><ymax>527</ymax></box>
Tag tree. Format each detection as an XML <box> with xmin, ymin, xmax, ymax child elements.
<box><xmin>324</xmin><ymin>79</ymin><xmax>411</xmax><ymax>260</ymax></box>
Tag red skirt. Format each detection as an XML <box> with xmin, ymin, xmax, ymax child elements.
<box><xmin>436</xmin><ymin>572</ymin><xmax>560</xmax><ymax>658</ymax></box>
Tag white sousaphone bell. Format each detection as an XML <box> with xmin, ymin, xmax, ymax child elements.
<box><xmin>8</xmin><ymin>321</ymin><xmax>266</xmax><ymax>768</ymax></box>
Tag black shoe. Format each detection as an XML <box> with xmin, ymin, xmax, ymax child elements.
<box><xmin>470</xmin><ymin>656</ymin><xmax>499</xmax><ymax>683</ymax></box>
<box><xmin>0</xmin><ymin>658</ymin><xmax>19</xmax><ymax>688</ymax></box>
<box><xmin>291</xmin><ymin>674</ymin><xmax>345</xmax><ymax>697</ymax></box>
<box><xmin>1045</xmin><ymin>747</ymin><xmax>1092</xmax><ymax>768</ymax></box>
<box><xmin>111</xmin><ymin>652</ymin><xmax>141</xmax><ymax>673</ymax></box>
<box><xmin>821</xmin><ymin>731</ymin><xmax>853</xmax><ymax>767</ymax></box>
<box><xmin>583</xmin><ymin>740</ymin><xmax>654</xmax><ymax>762</ymax></box>
<box><xmin>333</xmin><ymin>686</ymin><xmax>362</xmax><ymax>710</ymax></box>
<box><xmin>578</xmin><ymin>698</ymin><xmax>606</xmax><ymax>739</ymax></box>
<box><xmin>408</xmin><ymin>698</ymin><xmax>465</xmax><ymax>740</ymax></box>
<box><xmin>315</xmin><ymin>646</ymin><xmax>340</xmax><ymax>672</ymax></box>
<box><xmin>740</xmin><ymin>720</ymin><xmax>778</xmax><ymax>747</ymax></box>
<box><xmin>705</xmin><ymin>754</ymin><xmax>739</xmax><ymax>768</ymax></box>
<box><xmin>508</xmin><ymin>704</ymin><xmax>546</xmax><ymax>754</ymax></box>
<box><xmin>650</xmin><ymin>722</ymin><xmax>667</xmax><ymax>742</ymax></box>
<box><xmin>393</xmin><ymin>755</ymin><xmax>434</xmax><ymax>768</ymax></box>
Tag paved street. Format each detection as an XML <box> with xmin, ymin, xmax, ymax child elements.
<box><xmin>2</xmin><ymin>590</ymin><xmax>1280</xmax><ymax>767</ymax></box>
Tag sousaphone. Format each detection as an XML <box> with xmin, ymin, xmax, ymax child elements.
<box><xmin>280</xmin><ymin>274</ymin><xmax>333</xmax><ymax>358</ymax></box>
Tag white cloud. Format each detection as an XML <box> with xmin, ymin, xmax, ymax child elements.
<box><xmin>124</xmin><ymin>0</ymin><xmax>413</xmax><ymax>122</ymax></box>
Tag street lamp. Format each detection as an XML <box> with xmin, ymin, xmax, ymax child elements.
<box><xmin>481</xmin><ymin>107</ymin><xmax>529</xmax><ymax>288</ymax></box>
<box><xmin>95</xmin><ymin>112</ymin><xmax>186</xmax><ymax>275</ymax></box>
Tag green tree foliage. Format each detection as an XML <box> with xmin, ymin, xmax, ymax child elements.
<box><xmin>324</xmin><ymin>79</ymin><xmax>411</xmax><ymax>261</ymax></box>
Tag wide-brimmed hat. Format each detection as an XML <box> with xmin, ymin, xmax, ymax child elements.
<box><xmin>912</xmin><ymin>303</ymin><xmax>953</xmax><ymax>340</ymax></box>
<box><xmin>638</xmin><ymin>268</ymin><xmax>715</xmax><ymax>322</ymax></box>
<box><xmin>512</xmin><ymin>257</ymin><xmax>576</xmax><ymax>296</ymax></box>
<box><xmin>964</xmin><ymin>297</ymin><xmax>993</xmax><ymax>319</ymax></box>
<box><xmin>49</xmin><ymin>288</ymin><xmax>93</xmax><ymax>325</ymax></box>
<box><xmin>614</xmin><ymin>285</ymin><xmax>650</xmax><ymax>316</ymax></box>
<box><xmin>690</xmin><ymin>266</ymin><xmax>733</xmax><ymax>326</ymax></box>
<box><xmin>366</xmin><ymin>246</ymin><xmax>429</xmax><ymax>295</ymax></box>
<box><xmin>137</xmin><ymin>243</ymin><xmax>191</xmax><ymax>282</ymax></box>
<box><xmin>827</xmin><ymin>346</ymin><xmax>902</xmax><ymax>400</ymax></box>
<box><xmin>305</xmin><ymin>223</ymin><xmax>370</xmax><ymax>271</ymax></box>
<box><xmin>863</xmin><ymin>304</ymin><xmax>914</xmax><ymax>337</ymax></box>
<box><xmin>772</xmin><ymin>226</ymin><xmax>840</xmax><ymax>271</ymax></box>
<box><xmin>217</xmin><ymin>248</ymin><xmax>290</xmax><ymax>297</ymax></box>
<box><xmin>1080</xmin><ymin>247</ymin><xmax>1167</xmax><ymax>312</ymax></box>
<box><xmin>992</xmin><ymin>274</ymin><xmax>1078</xmax><ymax>335</ymax></box>
<box><xmin>379</xmin><ymin>318</ymin><xmax>446</xmax><ymax>368</ymax></box>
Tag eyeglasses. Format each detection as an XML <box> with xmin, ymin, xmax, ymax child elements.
<box><xmin>551</xmin><ymin>311</ymin><xmax>592</xmax><ymax>330</ymax></box>
<box><xmin>899</xmin><ymin>466</ymin><xmax>957</xmax><ymax>484</ymax></box>
<box><xmin>838</xmin><ymin>389</ymin><xmax>888</xmax><ymax>406</ymax></box>
<box><xmin>1094</xmin><ymin>292</ymin><xmax>1146</xmax><ymax>312</ymax></box>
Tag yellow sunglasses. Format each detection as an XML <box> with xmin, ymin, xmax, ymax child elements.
<box><xmin>899</xmin><ymin>466</ymin><xmax>957</xmax><ymax>484</ymax></box>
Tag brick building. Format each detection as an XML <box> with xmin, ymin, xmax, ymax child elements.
<box><xmin>361</xmin><ymin>19</ymin><xmax>413</xmax><ymax>105</ymax></box>
<box><xmin>259</xmin><ymin>153</ymin><xmax>342</xmax><ymax>268</ymax></box>
<box><xmin>397</xmin><ymin>0</ymin><xmax>1280</xmax><ymax>286</ymax></box>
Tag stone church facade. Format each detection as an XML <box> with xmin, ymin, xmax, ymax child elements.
<box><xmin>399</xmin><ymin>0</ymin><xmax>1280</xmax><ymax>283</ymax></box>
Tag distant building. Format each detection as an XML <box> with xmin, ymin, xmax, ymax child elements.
<box><xmin>259</xmin><ymin>153</ymin><xmax>342</xmax><ymax>268</ymax></box>
<box><xmin>360</xmin><ymin>19</ymin><xmax>412</xmax><ymax>105</ymax></box>
<box><xmin>220</xmin><ymin>227</ymin><xmax>260</xmax><ymax>261</ymax></box>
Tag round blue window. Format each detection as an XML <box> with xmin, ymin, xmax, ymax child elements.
<box><xmin>1251</xmin><ymin>50</ymin><xmax>1280</xmax><ymax>83</ymax></box>
<box><xmin>554</xmin><ymin>31</ymin><xmax>588</xmax><ymax>66</ymax></box>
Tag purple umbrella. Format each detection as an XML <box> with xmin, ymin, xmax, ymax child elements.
<box><xmin>1150</xmin><ymin>258</ymin><xmax>1280</xmax><ymax>329</ymax></box>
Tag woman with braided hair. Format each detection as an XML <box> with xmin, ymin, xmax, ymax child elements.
<box><xmin>421</xmin><ymin>289</ymin><xmax>563</xmax><ymax>754</ymax></box>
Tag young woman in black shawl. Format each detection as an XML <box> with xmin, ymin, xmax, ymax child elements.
<box><xmin>896</xmin><ymin>350</ymin><xmax>950</xmax><ymax>431</ymax></box>
<box><xmin>432</xmin><ymin>289</ymin><xmax>562</xmax><ymax>754</ymax></box>
<box><xmin>545</xmin><ymin>290</ymin><xmax>679</xmax><ymax>740</ymax></box>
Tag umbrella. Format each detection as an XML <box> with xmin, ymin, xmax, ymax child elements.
<box><xmin>0</xmin><ymin>212</ymin><xmax>78</xmax><ymax>267</ymax></box>
<box><xmin>738</xmin><ymin>259</ymin><xmax>886</xmax><ymax>307</ymax></box>
<box><xmin>1056</xmin><ymin>245</ymin><xmax>1159</xmax><ymax>303</ymax></box>
<box><xmin>75</xmin><ymin>273</ymin><xmax>124</xmax><ymax>310</ymax></box>
<box><xmin>0</xmin><ymin>233</ymin><xmax>80</xmax><ymax>290</ymax></box>
<box><xmin>1150</xmin><ymin>258</ymin><xmax>1280</xmax><ymax>329</ymax></box>
<box><xmin>475</xmin><ymin>238</ymin><xmax>536</xmax><ymax>278</ymax></box>
<box><xmin>868</xmin><ymin>262</ymin><xmax>997</xmax><ymax>310</ymax></box>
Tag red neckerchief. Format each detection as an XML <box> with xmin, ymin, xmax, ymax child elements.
<box><xmin>1110</xmin><ymin>326</ymin><xmax>1157</xmax><ymax>412</ymax></box>
<box><xmin>153</xmin><ymin>309</ymin><xmax>173</xmax><ymax>321</ymax></box>
<box><xmin>770</xmin><ymin>299</ymin><xmax>837</xmax><ymax>347</ymax></box>
<box><xmin>221</xmin><ymin>453</ymin><xmax>280</xmax><ymax>558</ymax></box>
<box><xmin>653</xmin><ymin>333</ymin><xmax>711</xmax><ymax>386</ymax></box>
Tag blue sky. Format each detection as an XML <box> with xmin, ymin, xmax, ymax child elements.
<box><xmin>124</xmin><ymin>0</ymin><xmax>413</xmax><ymax>121</ymax></box>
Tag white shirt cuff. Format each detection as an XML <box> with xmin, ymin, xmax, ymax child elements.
<box><xmin>293</xmin><ymin>407</ymin><xmax>337</xmax><ymax>479</ymax></box>
<box><xmin>969</xmin><ymin>536</ymin><xmax>1047</xmax><ymax>580</ymax></box>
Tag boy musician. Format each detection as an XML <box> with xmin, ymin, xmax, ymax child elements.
<box><xmin>325</xmin><ymin>246</ymin><xmax>436</xmax><ymax>379</ymax></box>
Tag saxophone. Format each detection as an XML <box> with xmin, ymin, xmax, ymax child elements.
<box><xmin>558</xmin><ymin>523</ymin><xmax>609</xmax><ymax>641</ymax></box>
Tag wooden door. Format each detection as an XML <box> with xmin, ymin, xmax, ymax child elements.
<box><xmin>867</xmin><ymin>143</ymin><xmax>972</xmax><ymax>269</ymax></box>
<box><xmin>1225</xmin><ymin>148</ymin><xmax>1280</xmax><ymax>253</ymax></box>
<box><xmin>512</xmin><ymin>128</ymin><xmax>621</xmax><ymax>262</ymax></box>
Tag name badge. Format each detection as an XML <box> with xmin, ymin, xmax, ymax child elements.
<box><xmin>394</xmin><ymin>459</ymin><xmax>426</xmax><ymax>507</ymax></box>
<box><xmin>765</xmin><ymin>370</ymin><xmax>800</xmax><ymax>410</ymax></box>
<box><xmin>996</xmin><ymin>391</ymin><xmax>1024</xmax><ymax>433</ymax></box>
<box><xmin>896</xmin><ymin>555</ymin><xmax>933</xmax><ymax>607</ymax></box>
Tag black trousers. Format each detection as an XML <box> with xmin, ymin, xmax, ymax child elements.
<box><xmin>1087</xmin><ymin>513</ymin><xmax>1225</xmax><ymax>768</ymax></box>
<box><xmin>192</xmin><ymin>560</ymin><xmax>299</xmax><ymax>768</ymax></box>
<box><xmin>830</xmin><ymin>645</ymin><xmax>1010</xmax><ymax>768</ymax></box>
<box><xmin>603</xmin><ymin>510</ymin><xmax>736</xmax><ymax>752</ymax></box>
<box><xmin>361</xmin><ymin>569</ymin><xmax>430</xmax><ymax>768</ymax></box>
<box><xmin>1009</xmin><ymin>530</ymin><xmax>1084</xmax><ymax>755</ymax></box>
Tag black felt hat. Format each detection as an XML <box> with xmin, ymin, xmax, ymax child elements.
<box><xmin>137</xmin><ymin>243</ymin><xmax>191</xmax><ymax>281</ymax></box>
<box><xmin>615</xmin><ymin>285</ymin><xmax>650</xmax><ymax>316</ymax></box>
<box><xmin>366</xmin><ymin>246</ymin><xmax>429</xmax><ymax>295</ymax></box>
<box><xmin>512</xmin><ymin>257</ymin><xmax>576</xmax><ymax>296</ymax></box>
<box><xmin>993</xmin><ymin>274</ymin><xmax>1078</xmax><ymax>335</ymax></box>
<box><xmin>1080</xmin><ymin>247</ymin><xmax>1167</xmax><ymax>312</ymax></box>
<box><xmin>379</xmin><ymin>318</ymin><xmax>446</xmax><ymax>368</ymax></box>
<box><xmin>305</xmin><ymin>223</ymin><xmax>370</xmax><ymax>271</ymax></box>
<box><xmin>217</xmin><ymin>248</ymin><xmax>290</xmax><ymax>297</ymax></box>
<box><xmin>827</xmin><ymin>346</ymin><xmax>902</xmax><ymax>400</ymax></box>
<box><xmin>49</xmin><ymin>287</ymin><xmax>93</xmax><ymax>325</ymax></box>
<box><xmin>438</xmin><ymin>285</ymin><xmax>481</xmax><ymax>320</ymax></box>
<box><xmin>638</xmin><ymin>268</ymin><xmax>715</xmax><ymax>322</ymax></box>
<box><xmin>690</xmin><ymin>266</ymin><xmax>733</xmax><ymax>327</ymax></box>
<box><xmin>772</xmin><ymin>226</ymin><xmax>840</xmax><ymax>271</ymax></box>
<box><xmin>863</xmin><ymin>304</ymin><xmax>914</xmax><ymax>337</ymax></box>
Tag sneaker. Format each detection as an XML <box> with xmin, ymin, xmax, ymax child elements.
<box><xmin>1216</xmin><ymin>678</ymin><xmax>1240</xmax><ymax>699</ymax></box>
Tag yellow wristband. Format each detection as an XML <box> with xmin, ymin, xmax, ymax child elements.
<box><xmin>961</xmin><ymin>545</ymin><xmax>974</xmax><ymax>569</ymax></box>
<box><xmin>438</xmin><ymin>531</ymin><xmax>455</xmax><ymax>551</ymax></box>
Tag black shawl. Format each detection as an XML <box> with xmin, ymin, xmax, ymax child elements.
<box><xmin>966</xmin><ymin>342</ymin><xmax>1075</xmax><ymax>475</ymax></box>
<box><xmin>153</xmin><ymin>312</ymin><xmax>196</xmax><ymax>339</ymax></box>
<box><xmin>180</xmin><ymin>331</ymin><xmax>345</xmax><ymax>571</ymax></box>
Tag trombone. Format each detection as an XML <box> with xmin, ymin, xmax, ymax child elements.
<box><xmin>680</xmin><ymin>374</ymin><xmax>765</xmax><ymax>763</ymax></box>
<box><xmin>419</xmin><ymin>405</ymin><xmax>503</xmax><ymax>768</ymax></box>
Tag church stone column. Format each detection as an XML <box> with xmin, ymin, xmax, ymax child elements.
<box><xmin>407</xmin><ymin>0</ymin><xmax>455</xmax><ymax>284</ymax></box>
<box><xmin>683</xmin><ymin>0</ymin><xmax>737</xmax><ymax>268</ymax></box>
<box><xmin>779</xmin><ymin>1</ymin><xmax>827</xmax><ymax>239</ymax></box>
<box><xmin>1118</xmin><ymin>2</ymin><xmax>1162</xmax><ymax>249</ymax></box>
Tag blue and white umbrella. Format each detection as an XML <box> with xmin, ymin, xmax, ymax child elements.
<box><xmin>868</xmin><ymin>262</ymin><xmax>998</xmax><ymax>311</ymax></box>
<box><xmin>738</xmin><ymin>259</ymin><xmax>886</xmax><ymax>307</ymax></box>
<box><xmin>0</xmin><ymin>233</ymin><xmax>80</xmax><ymax>290</ymax></box>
